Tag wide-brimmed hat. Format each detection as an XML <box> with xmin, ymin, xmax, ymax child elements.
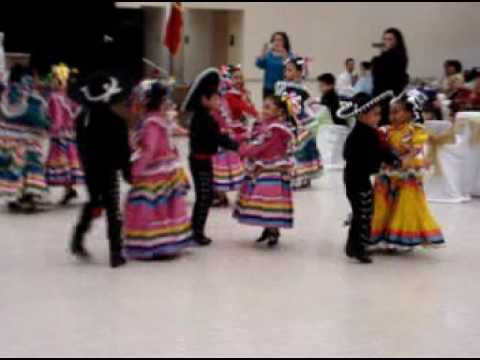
<box><xmin>337</xmin><ymin>90</ymin><xmax>394</xmax><ymax>120</ymax></box>
<box><xmin>181</xmin><ymin>68</ymin><xmax>221</xmax><ymax>112</ymax></box>
<box><xmin>80</xmin><ymin>72</ymin><xmax>126</xmax><ymax>106</ymax></box>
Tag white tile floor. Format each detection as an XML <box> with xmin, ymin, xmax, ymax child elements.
<box><xmin>1</xmin><ymin>167</ymin><xmax>480</xmax><ymax>357</ymax></box>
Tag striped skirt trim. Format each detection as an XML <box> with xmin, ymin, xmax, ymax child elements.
<box><xmin>234</xmin><ymin>172</ymin><xmax>294</xmax><ymax>229</ymax></box>
<box><xmin>213</xmin><ymin>151</ymin><xmax>245</xmax><ymax>192</ymax></box>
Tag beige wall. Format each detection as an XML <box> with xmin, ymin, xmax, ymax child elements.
<box><xmin>120</xmin><ymin>2</ymin><xmax>480</xmax><ymax>75</ymax></box>
<box><xmin>120</xmin><ymin>2</ymin><xmax>480</xmax><ymax>102</ymax></box>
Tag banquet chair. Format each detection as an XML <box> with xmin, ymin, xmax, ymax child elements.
<box><xmin>317</xmin><ymin>124</ymin><xmax>351</xmax><ymax>170</ymax></box>
<box><xmin>461</xmin><ymin>112</ymin><xmax>480</xmax><ymax>197</ymax></box>
<box><xmin>424</xmin><ymin>118</ymin><xmax>472</xmax><ymax>203</ymax></box>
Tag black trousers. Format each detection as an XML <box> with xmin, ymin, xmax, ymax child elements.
<box><xmin>190</xmin><ymin>158</ymin><xmax>214</xmax><ymax>239</ymax></box>
<box><xmin>345</xmin><ymin>181</ymin><xmax>374</xmax><ymax>257</ymax></box>
<box><xmin>72</xmin><ymin>171</ymin><xmax>123</xmax><ymax>256</ymax></box>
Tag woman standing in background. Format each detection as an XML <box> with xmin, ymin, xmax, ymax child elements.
<box><xmin>372</xmin><ymin>28</ymin><xmax>410</xmax><ymax>125</ymax></box>
<box><xmin>256</xmin><ymin>32</ymin><xmax>293</xmax><ymax>99</ymax></box>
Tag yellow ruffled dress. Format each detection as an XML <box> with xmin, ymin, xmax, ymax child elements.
<box><xmin>371</xmin><ymin>123</ymin><xmax>445</xmax><ymax>249</ymax></box>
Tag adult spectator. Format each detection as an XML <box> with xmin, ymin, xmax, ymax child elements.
<box><xmin>353</xmin><ymin>61</ymin><xmax>374</xmax><ymax>96</ymax></box>
<box><xmin>337</xmin><ymin>58</ymin><xmax>357</xmax><ymax>99</ymax></box>
<box><xmin>256</xmin><ymin>32</ymin><xmax>292</xmax><ymax>98</ymax></box>
<box><xmin>372</xmin><ymin>28</ymin><xmax>409</xmax><ymax>96</ymax></box>
<box><xmin>372</xmin><ymin>28</ymin><xmax>410</xmax><ymax>124</ymax></box>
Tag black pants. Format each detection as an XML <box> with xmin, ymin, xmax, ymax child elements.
<box><xmin>345</xmin><ymin>182</ymin><xmax>373</xmax><ymax>257</ymax></box>
<box><xmin>190</xmin><ymin>158</ymin><xmax>214</xmax><ymax>239</ymax></box>
<box><xmin>72</xmin><ymin>172</ymin><xmax>123</xmax><ymax>256</ymax></box>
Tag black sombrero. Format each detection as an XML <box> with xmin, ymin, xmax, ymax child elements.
<box><xmin>80</xmin><ymin>72</ymin><xmax>127</xmax><ymax>106</ymax></box>
<box><xmin>181</xmin><ymin>68</ymin><xmax>221</xmax><ymax>112</ymax></box>
<box><xmin>337</xmin><ymin>90</ymin><xmax>394</xmax><ymax>120</ymax></box>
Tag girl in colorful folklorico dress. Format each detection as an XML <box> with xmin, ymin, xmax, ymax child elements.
<box><xmin>123</xmin><ymin>80</ymin><xmax>193</xmax><ymax>260</ymax></box>
<box><xmin>0</xmin><ymin>65</ymin><xmax>50</xmax><ymax>212</ymax></box>
<box><xmin>45</xmin><ymin>64</ymin><xmax>84</xmax><ymax>205</ymax></box>
<box><xmin>234</xmin><ymin>94</ymin><xmax>298</xmax><ymax>247</ymax></box>
<box><xmin>370</xmin><ymin>90</ymin><xmax>446</xmax><ymax>251</ymax></box>
<box><xmin>275</xmin><ymin>57</ymin><xmax>323</xmax><ymax>190</ymax></box>
<box><xmin>210</xmin><ymin>66</ymin><xmax>252</xmax><ymax>207</ymax></box>
<box><xmin>223</xmin><ymin>65</ymin><xmax>259</xmax><ymax>136</ymax></box>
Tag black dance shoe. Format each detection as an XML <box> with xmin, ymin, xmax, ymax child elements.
<box><xmin>256</xmin><ymin>229</ymin><xmax>270</xmax><ymax>243</ymax></box>
<box><xmin>61</xmin><ymin>189</ymin><xmax>79</xmax><ymax>206</ymax></box>
<box><xmin>194</xmin><ymin>236</ymin><xmax>213</xmax><ymax>247</ymax></box>
<box><xmin>71</xmin><ymin>245</ymin><xmax>91</xmax><ymax>260</ymax></box>
<box><xmin>354</xmin><ymin>253</ymin><xmax>373</xmax><ymax>264</ymax></box>
<box><xmin>110</xmin><ymin>254</ymin><xmax>127</xmax><ymax>269</ymax></box>
<box><xmin>267</xmin><ymin>230</ymin><xmax>280</xmax><ymax>248</ymax></box>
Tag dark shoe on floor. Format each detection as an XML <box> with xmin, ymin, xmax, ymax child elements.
<box><xmin>267</xmin><ymin>230</ymin><xmax>280</xmax><ymax>248</ymax></box>
<box><xmin>212</xmin><ymin>195</ymin><xmax>230</xmax><ymax>208</ymax></box>
<box><xmin>8</xmin><ymin>201</ymin><xmax>22</xmax><ymax>212</ymax></box>
<box><xmin>194</xmin><ymin>236</ymin><xmax>213</xmax><ymax>247</ymax></box>
<box><xmin>70</xmin><ymin>235</ymin><xmax>91</xmax><ymax>260</ymax></box>
<box><xmin>71</xmin><ymin>245</ymin><xmax>91</xmax><ymax>260</ymax></box>
<box><xmin>61</xmin><ymin>189</ymin><xmax>79</xmax><ymax>206</ymax></box>
<box><xmin>110</xmin><ymin>254</ymin><xmax>127</xmax><ymax>268</ymax></box>
<box><xmin>267</xmin><ymin>236</ymin><xmax>280</xmax><ymax>248</ymax></box>
<box><xmin>256</xmin><ymin>229</ymin><xmax>270</xmax><ymax>243</ymax></box>
<box><xmin>354</xmin><ymin>253</ymin><xmax>373</xmax><ymax>264</ymax></box>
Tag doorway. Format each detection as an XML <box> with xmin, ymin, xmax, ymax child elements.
<box><xmin>182</xmin><ymin>9</ymin><xmax>244</xmax><ymax>83</ymax></box>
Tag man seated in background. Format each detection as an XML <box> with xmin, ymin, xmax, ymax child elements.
<box><xmin>337</xmin><ymin>58</ymin><xmax>358</xmax><ymax>99</ymax></box>
<box><xmin>354</xmin><ymin>61</ymin><xmax>374</xmax><ymax>96</ymax></box>
<box><xmin>318</xmin><ymin>73</ymin><xmax>348</xmax><ymax>127</ymax></box>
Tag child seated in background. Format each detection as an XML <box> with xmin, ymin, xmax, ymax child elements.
<box><xmin>317</xmin><ymin>73</ymin><xmax>347</xmax><ymax>127</ymax></box>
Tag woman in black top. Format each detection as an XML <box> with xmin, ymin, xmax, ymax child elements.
<box><xmin>372</xmin><ymin>28</ymin><xmax>410</xmax><ymax>125</ymax></box>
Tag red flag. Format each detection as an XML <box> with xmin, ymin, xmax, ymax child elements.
<box><xmin>164</xmin><ymin>2</ymin><xmax>184</xmax><ymax>56</ymax></box>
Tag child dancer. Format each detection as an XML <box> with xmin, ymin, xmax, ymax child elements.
<box><xmin>71</xmin><ymin>73</ymin><xmax>132</xmax><ymax>268</ymax></box>
<box><xmin>123</xmin><ymin>80</ymin><xmax>192</xmax><ymax>260</ymax></box>
<box><xmin>370</xmin><ymin>90</ymin><xmax>446</xmax><ymax>251</ymax></box>
<box><xmin>223</xmin><ymin>65</ymin><xmax>259</xmax><ymax>126</ymax></box>
<box><xmin>340</xmin><ymin>91</ymin><xmax>400</xmax><ymax>264</ymax></box>
<box><xmin>211</xmin><ymin>65</ymin><xmax>256</xmax><ymax>207</ymax></box>
<box><xmin>0</xmin><ymin>65</ymin><xmax>51</xmax><ymax>212</ymax></box>
<box><xmin>182</xmin><ymin>68</ymin><xmax>239</xmax><ymax>246</ymax></box>
<box><xmin>211</xmin><ymin>99</ymin><xmax>244</xmax><ymax>207</ymax></box>
<box><xmin>276</xmin><ymin>57</ymin><xmax>323</xmax><ymax>190</ymax></box>
<box><xmin>45</xmin><ymin>64</ymin><xmax>83</xmax><ymax>205</ymax></box>
<box><xmin>234</xmin><ymin>94</ymin><xmax>297</xmax><ymax>247</ymax></box>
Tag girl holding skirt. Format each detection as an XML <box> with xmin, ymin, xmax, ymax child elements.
<box><xmin>371</xmin><ymin>90</ymin><xmax>446</xmax><ymax>251</ymax></box>
<box><xmin>45</xmin><ymin>64</ymin><xmax>83</xmax><ymax>205</ymax></box>
<box><xmin>275</xmin><ymin>57</ymin><xmax>323</xmax><ymax>189</ymax></box>
<box><xmin>234</xmin><ymin>94</ymin><xmax>297</xmax><ymax>247</ymax></box>
<box><xmin>124</xmin><ymin>80</ymin><xmax>192</xmax><ymax>260</ymax></box>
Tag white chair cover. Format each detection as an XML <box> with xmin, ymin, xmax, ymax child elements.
<box><xmin>425</xmin><ymin>117</ymin><xmax>472</xmax><ymax>203</ymax></box>
<box><xmin>460</xmin><ymin>112</ymin><xmax>480</xmax><ymax>197</ymax></box>
<box><xmin>317</xmin><ymin>124</ymin><xmax>351</xmax><ymax>170</ymax></box>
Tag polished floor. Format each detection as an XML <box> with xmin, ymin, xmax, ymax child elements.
<box><xmin>1</xmin><ymin>166</ymin><xmax>480</xmax><ymax>357</ymax></box>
